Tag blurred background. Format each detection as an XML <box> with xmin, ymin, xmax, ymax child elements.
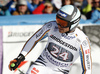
<box><xmin>0</xmin><ymin>0</ymin><xmax>100</xmax><ymax>74</ymax></box>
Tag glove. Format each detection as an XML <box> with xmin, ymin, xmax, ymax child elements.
<box><xmin>9</xmin><ymin>53</ymin><xmax>25</xmax><ymax>71</ymax></box>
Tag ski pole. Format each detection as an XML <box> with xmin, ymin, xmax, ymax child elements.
<box><xmin>11</xmin><ymin>63</ymin><xmax>25</xmax><ymax>74</ymax></box>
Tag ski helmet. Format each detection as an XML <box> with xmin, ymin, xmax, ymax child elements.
<box><xmin>56</xmin><ymin>5</ymin><xmax>81</xmax><ymax>31</ymax></box>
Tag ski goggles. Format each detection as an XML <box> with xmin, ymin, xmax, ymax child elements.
<box><xmin>56</xmin><ymin>16</ymin><xmax>69</xmax><ymax>28</ymax></box>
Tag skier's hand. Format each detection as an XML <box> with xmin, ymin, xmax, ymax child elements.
<box><xmin>8</xmin><ymin>53</ymin><xmax>25</xmax><ymax>71</ymax></box>
<box><xmin>9</xmin><ymin>59</ymin><xmax>17</xmax><ymax>71</ymax></box>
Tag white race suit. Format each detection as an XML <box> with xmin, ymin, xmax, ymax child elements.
<box><xmin>20</xmin><ymin>21</ymin><xmax>92</xmax><ymax>74</ymax></box>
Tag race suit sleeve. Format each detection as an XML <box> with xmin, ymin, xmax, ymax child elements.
<box><xmin>79</xmin><ymin>37</ymin><xmax>92</xmax><ymax>74</ymax></box>
<box><xmin>20</xmin><ymin>23</ymin><xmax>51</xmax><ymax>56</ymax></box>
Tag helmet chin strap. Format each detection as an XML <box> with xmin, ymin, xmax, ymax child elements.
<box><xmin>65</xmin><ymin>31</ymin><xmax>70</xmax><ymax>35</ymax></box>
<box><xmin>65</xmin><ymin>23</ymin><xmax>71</xmax><ymax>34</ymax></box>
<box><xmin>65</xmin><ymin>29</ymin><xmax>75</xmax><ymax>35</ymax></box>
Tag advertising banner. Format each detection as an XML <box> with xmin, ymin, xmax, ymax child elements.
<box><xmin>2</xmin><ymin>25</ymin><xmax>47</xmax><ymax>74</ymax></box>
<box><xmin>0</xmin><ymin>27</ymin><xmax>3</xmax><ymax>74</ymax></box>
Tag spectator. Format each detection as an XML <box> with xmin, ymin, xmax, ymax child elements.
<box><xmin>6</xmin><ymin>0</ymin><xmax>17</xmax><ymax>14</ymax></box>
<box><xmin>28</xmin><ymin>0</ymin><xmax>44</xmax><ymax>12</ymax></box>
<box><xmin>39</xmin><ymin>0</ymin><xmax>44</xmax><ymax>2</ymax></box>
<box><xmin>12</xmin><ymin>0</ymin><xmax>30</xmax><ymax>15</ymax></box>
<box><xmin>74</xmin><ymin>0</ymin><xmax>83</xmax><ymax>8</ymax></box>
<box><xmin>81</xmin><ymin>0</ymin><xmax>100</xmax><ymax>19</ymax></box>
<box><xmin>62</xmin><ymin>0</ymin><xmax>74</xmax><ymax>6</ymax></box>
<box><xmin>51</xmin><ymin>0</ymin><xmax>74</xmax><ymax>13</ymax></box>
<box><xmin>0</xmin><ymin>5</ymin><xmax>11</xmax><ymax>16</ymax></box>
<box><xmin>81</xmin><ymin>0</ymin><xmax>92</xmax><ymax>19</ymax></box>
<box><xmin>90</xmin><ymin>9</ymin><xmax>100</xmax><ymax>23</ymax></box>
<box><xmin>32</xmin><ymin>2</ymin><xmax>53</xmax><ymax>14</ymax></box>
<box><xmin>74</xmin><ymin>1</ymin><xmax>87</xmax><ymax>20</ymax></box>
<box><xmin>5</xmin><ymin>0</ymin><xmax>43</xmax><ymax>14</ymax></box>
<box><xmin>31</xmin><ymin>0</ymin><xmax>40</xmax><ymax>5</ymax></box>
<box><xmin>51</xmin><ymin>0</ymin><xmax>62</xmax><ymax>13</ymax></box>
<box><xmin>85</xmin><ymin>5</ymin><xmax>100</xmax><ymax>24</ymax></box>
<box><xmin>92</xmin><ymin>0</ymin><xmax>100</xmax><ymax>10</ymax></box>
<box><xmin>0</xmin><ymin>4</ymin><xmax>4</xmax><ymax>15</ymax></box>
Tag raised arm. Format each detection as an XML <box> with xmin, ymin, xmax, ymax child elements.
<box><xmin>21</xmin><ymin>24</ymin><xmax>50</xmax><ymax>56</ymax></box>
<box><xmin>8</xmin><ymin>23</ymin><xmax>52</xmax><ymax>71</ymax></box>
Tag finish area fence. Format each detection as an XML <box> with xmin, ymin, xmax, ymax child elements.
<box><xmin>0</xmin><ymin>14</ymin><xmax>100</xmax><ymax>74</ymax></box>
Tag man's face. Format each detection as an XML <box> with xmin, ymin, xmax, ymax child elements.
<box><xmin>92</xmin><ymin>0</ymin><xmax>100</xmax><ymax>8</ymax></box>
<box><xmin>64</xmin><ymin>0</ymin><xmax>71</xmax><ymax>5</ymax></box>
<box><xmin>44</xmin><ymin>3</ymin><xmax>53</xmax><ymax>14</ymax></box>
<box><xmin>56</xmin><ymin>17</ymin><xmax>70</xmax><ymax>33</ymax></box>
<box><xmin>18</xmin><ymin>5</ymin><xmax>27</xmax><ymax>14</ymax></box>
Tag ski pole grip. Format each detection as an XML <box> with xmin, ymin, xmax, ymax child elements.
<box><xmin>11</xmin><ymin>63</ymin><xmax>15</xmax><ymax>67</ymax></box>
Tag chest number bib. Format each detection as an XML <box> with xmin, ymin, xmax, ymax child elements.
<box><xmin>47</xmin><ymin>42</ymin><xmax>73</xmax><ymax>62</ymax></box>
<box><xmin>51</xmin><ymin>45</ymin><xmax>69</xmax><ymax>60</ymax></box>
